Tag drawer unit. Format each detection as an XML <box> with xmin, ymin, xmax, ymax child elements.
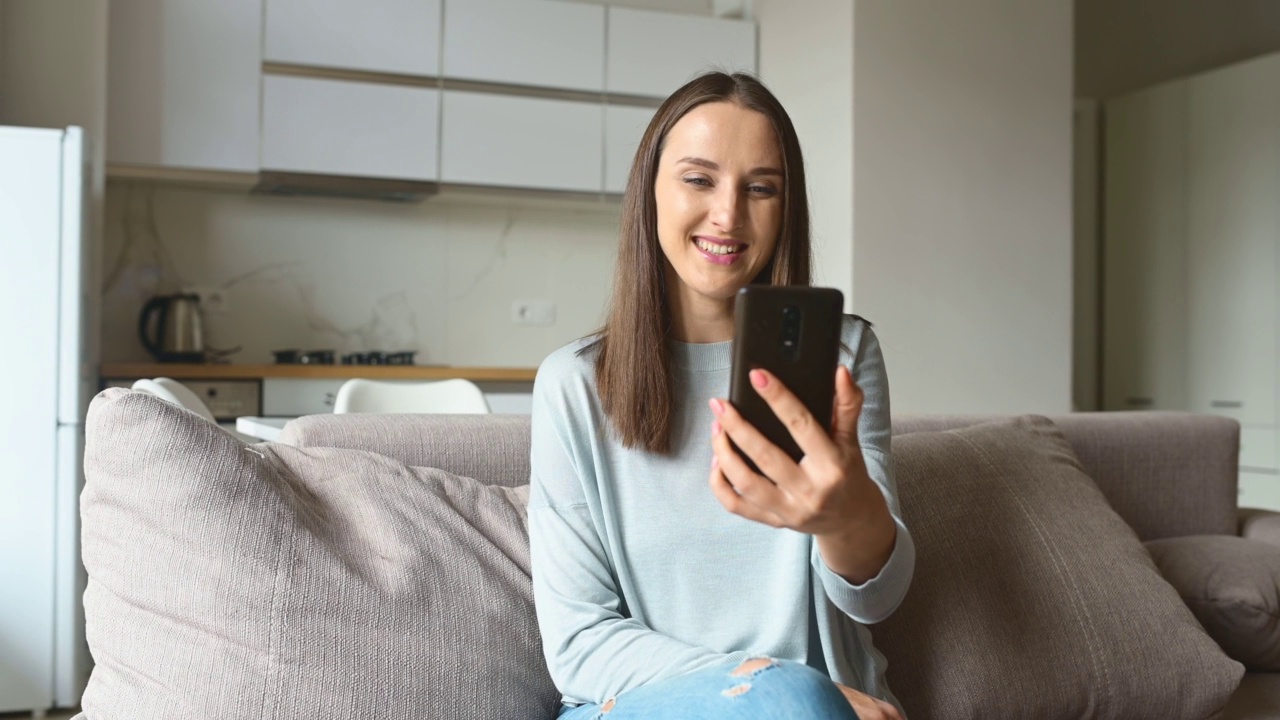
<box><xmin>1239</xmin><ymin>425</ymin><xmax>1278</xmax><ymax>472</ymax></box>
<box><xmin>101</xmin><ymin>378</ymin><xmax>262</xmax><ymax>421</ymax></box>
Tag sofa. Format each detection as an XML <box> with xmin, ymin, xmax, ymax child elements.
<box><xmin>75</xmin><ymin>389</ymin><xmax>1280</xmax><ymax>719</ymax></box>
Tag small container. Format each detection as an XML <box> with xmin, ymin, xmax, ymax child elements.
<box><xmin>272</xmin><ymin>349</ymin><xmax>300</xmax><ymax>364</ymax></box>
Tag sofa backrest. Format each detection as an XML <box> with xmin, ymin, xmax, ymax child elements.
<box><xmin>893</xmin><ymin>412</ymin><xmax>1240</xmax><ymax>540</ymax></box>
<box><xmin>282</xmin><ymin>410</ymin><xmax>1240</xmax><ymax>541</ymax></box>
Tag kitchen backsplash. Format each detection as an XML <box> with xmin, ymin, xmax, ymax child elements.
<box><xmin>101</xmin><ymin>185</ymin><xmax>621</xmax><ymax>367</ymax></box>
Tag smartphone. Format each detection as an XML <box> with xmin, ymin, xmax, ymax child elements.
<box><xmin>728</xmin><ymin>286</ymin><xmax>844</xmax><ymax>473</ymax></box>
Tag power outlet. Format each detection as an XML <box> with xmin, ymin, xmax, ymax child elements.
<box><xmin>512</xmin><ymin>300</ymin><xmax>556</xmax><ymax>326</ymax></box>
<box><xmin>189</xmin><ymin>286</ymin><xmax>229</xmax><ymax>315</ymax></box>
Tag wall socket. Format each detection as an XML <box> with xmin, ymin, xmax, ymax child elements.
<box><xmin>189</xmin><ymin>286</ymin><xmax>229</xmax><ymax>315</ymax></box>
<box><xmin>512</xmin><ymin>299</ymin><xmax>556</xmax><ymax>326</ymax></box>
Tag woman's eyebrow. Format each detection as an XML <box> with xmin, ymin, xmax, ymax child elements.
<box><xmin>676</xmin><ymin>156</ymin><xmax>783</xmax><ymax>177</ymax></box>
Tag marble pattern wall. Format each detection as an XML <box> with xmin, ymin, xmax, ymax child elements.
<box><xmin>102</xmin><ymin>185</ymin><xmax>621</xmax><ymax>368</ymax></box>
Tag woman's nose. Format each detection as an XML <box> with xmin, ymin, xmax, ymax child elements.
<box><xmin>709</xmin><ymin>186</ymin><xmax>744</xmax><ymax>232</ymax></box>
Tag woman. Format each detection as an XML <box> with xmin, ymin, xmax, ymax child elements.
<box><xmin>528</xmin><ymin>72</ymin><xmax>915</xmax><ymax>720</ymax></box>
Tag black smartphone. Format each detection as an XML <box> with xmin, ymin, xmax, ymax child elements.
<box><xmin>728</xmin><ymin>286</ymin><xmax>844</xmax><ymax>473</ymax></box>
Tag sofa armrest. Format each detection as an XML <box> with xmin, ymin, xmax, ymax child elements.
<box><xmin>1240</xmin><ymin>508</ymin><xmax>1280</xmax><ymax>548</ymax></box>
<box><xmin>279</xmin><ymin>413</ymin><xmax>532</xmax><ymax>488</ymax></box>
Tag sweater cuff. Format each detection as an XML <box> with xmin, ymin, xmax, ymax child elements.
<box><xmin>814</xmin><ymin>516</ymin><xmax>915</xmax><ymax>624</ymax></box>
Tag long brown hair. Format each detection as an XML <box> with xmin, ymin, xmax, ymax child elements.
<box><xmin>582</xmin><ymin>72</ymin><xmax>812</xmax><ymax>454</ymax></box>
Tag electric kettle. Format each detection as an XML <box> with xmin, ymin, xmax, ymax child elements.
<box><xmin>138</xmin><ymin>293</ymin><xmax>206</xmax><ymax>363</ymax></box>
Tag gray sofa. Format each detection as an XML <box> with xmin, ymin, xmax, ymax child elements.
<box><xmin>76</xmin><ymin>389</ymin><xmax>1280</xmax><ymax>719</ymax></box>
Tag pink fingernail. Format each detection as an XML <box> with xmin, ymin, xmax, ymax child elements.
<box><xmin>711</xmin><ymin>456</ymin><xmax>719</xmax><ymax>469</ymax></box>
<box><xmin>709</xmin><ymin>398</ymin><xmax>724</xmax><ymax>415</ymax></box>
<box><xmin>711</xmin><ymin>420</ymin><xmax>721</xmax><ymax>435</ymax></box>
<box><xmin>750</xmin><ymin>370</ymin><xmax>769</xmax><ymax>389</ymax></box>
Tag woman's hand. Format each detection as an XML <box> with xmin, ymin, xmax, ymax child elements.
<box><xmin>707</xmin><ymin>365</ymin><xmax>897</xmax><ymax>582</ymax></box>
<box><xmin>835</xmin><ymin>683</ymin><xmax>903</xmax><ymax>720</ymax></box>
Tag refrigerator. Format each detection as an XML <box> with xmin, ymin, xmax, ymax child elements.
<box><xmin>0</xmin><ymin>125</ymin><xmax>94</xmax><ymax>712</ymax></box>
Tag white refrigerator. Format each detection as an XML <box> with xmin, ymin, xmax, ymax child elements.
<box><xmin>0</xmin><ymin>125</ymin><xmax>94</xmax><ymax>713</ymax></box>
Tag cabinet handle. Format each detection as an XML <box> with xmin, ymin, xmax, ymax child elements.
<box><xmin>324</xmin><ymin>392</ymin><xmax>335</xmax><ymax>407</ymax></box>
<box><xmin>1211</xmin><ymin>400</ymin><xmax>1243</xmax><ymax>409</ymax></box>
<box><xmin>1239</xmin><ymin>466</ymin><xmax>1279</xmax><ymax>476</ymax></box>
<box><xmin>1125</xmin><ymin>397</ymin><xmax>1153</xmax><ymax>407</ymax></box>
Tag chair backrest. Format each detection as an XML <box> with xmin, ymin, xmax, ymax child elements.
<box><xmin>131</xmin><ymin>377</ymin><xmax>218</xmax><ymax>424</ymax></box>
<box><xmin>332</xmin><ymin>378</ymin><xmax>491</xmax><ymax>415</ymax></box>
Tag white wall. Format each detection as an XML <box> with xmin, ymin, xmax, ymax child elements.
<box><xmin>102</xmin><ymin>187</ymin><xmax>620</xmax><ymax>367</ymax></box>
<box><xmin>850</xmin><ymin>1</ymin><xmax>1074</xmax><ymax>414</ymax></box>
<box><xmin>755</xmin><ymin>0</ymin><xmax>854</xmax><ymax>310</ymax></box>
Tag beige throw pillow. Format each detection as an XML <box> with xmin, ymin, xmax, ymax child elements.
<box><xmin>1145</xmin><ymin>535</ymin><xmax>1280</xmax><ymax>671</ymax></box>
<box><xmin>873</xmin><ymin>416</ymin><xmax>1243</xmax><ymax>720</ymax></box>
<box><xmin>77</xmin><ymin>389</ymin><xmax>561</xmax><ymax>719</ymax></box>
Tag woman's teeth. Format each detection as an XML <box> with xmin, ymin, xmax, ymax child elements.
<box><xmin>695</xmin><ymin>239</ymin><xmax>743</xmax><ymax>255</ymax></box>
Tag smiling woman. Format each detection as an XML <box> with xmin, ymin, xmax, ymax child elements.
<box><xmin>528</xmin><ymin>72</ymin><xmax>915</xmax><ymax>720</ymax></box>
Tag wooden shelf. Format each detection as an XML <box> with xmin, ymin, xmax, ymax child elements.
<box><xmin>100</xmin><ymin>363</ymin><xmax>536</xmax><ymax>382</ymax></box>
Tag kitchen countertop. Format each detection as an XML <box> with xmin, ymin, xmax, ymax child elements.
<box><xmin>100</xmin><ymin>363</ymin><xmax>538</xmax><ymax>382</ymax></box>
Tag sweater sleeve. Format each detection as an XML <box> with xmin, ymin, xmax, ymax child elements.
<box><xmin>528</xmin><ymin>353</ymin><xmax>750</xmax><ymax>705</ymax></box>
<box><xmin>812</xmin><ymin>321</ymin><xmax>916</xmax><ymax>624</ymax></box>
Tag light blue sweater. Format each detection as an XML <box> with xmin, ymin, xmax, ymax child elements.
<box><xmin>528</xmin><ymin>315</ymin><xmax>915</xmax><ymax>709</ymax></box>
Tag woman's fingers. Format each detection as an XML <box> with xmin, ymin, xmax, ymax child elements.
<box><xmin>709</xmin><ymin>397</ymin><xmax>802</xmax><ymax>490</ymax></box>
<box><xmin>741</xmin><ymin>369</ymin><xmax>838</xmax><ymax>460</ymax></box>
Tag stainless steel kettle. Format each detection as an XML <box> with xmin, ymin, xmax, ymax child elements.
<box><xmin>138</xmin><ymin>293</ymin><xmax>205</xmax><ymax>363</ymax></box>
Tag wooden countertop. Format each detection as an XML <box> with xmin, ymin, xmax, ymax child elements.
<box><xmin>100</xmin><ymin>363</ymin><xmax>537</xmax><ymax>382</ymax></box>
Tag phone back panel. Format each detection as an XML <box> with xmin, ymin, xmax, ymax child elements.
<box><xmin>729</xmin><ymin>286</ymin><xmax>844</xmax><ymax>465</ymax></box>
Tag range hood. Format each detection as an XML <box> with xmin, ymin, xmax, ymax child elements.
<box><xmin>253</xmin><ymin>170</ymin><xmax>438</xmax><ymax>202</ymax></box>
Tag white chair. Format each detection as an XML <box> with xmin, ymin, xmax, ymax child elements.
<box><xmin>131</xmin><ymin>377</ymin><xmax>218</xmax><ymax>424</ymax></box>
<box><xmin>332</xmin><ymin>378</ymin><xmax>491</xmax><ymax>414</ymax></box>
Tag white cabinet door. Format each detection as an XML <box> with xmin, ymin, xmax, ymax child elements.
<box><xmin>1101</xmin><ymin>80</ymin><xmax>1189</xmax><ymax>412</ymax></box>
<box><xmin>262</xmin><ymin>379</ymin><xmax>346</xmax><ymax>416</ymax></box>
<box><xmin>443</xmin><ymin>0</ymin><xmax>604</xmax><ymax>92</ymax></box>
<box><xmin>607</xmin><ymin>7</ymin><xmax>755</xmax><ymax>98</ymax></box>
<box><xmin>1186</xmin><ymin>55</ymin><xmax>1280</xmax><ymax>425</ymax></box>
<box><xmin>261</xmin><ymin>76</ymin><xmax>440</xmax><ymax>181</ymax></box>
<box><xmin>265</xmin><ymin>0</ymin><xmax>441</xmax><ymax>76</ymax></box>
<box><xmin>441</xmin><ymin>91</ymin><xmax>603</xmax><ymax>192</ymax></box>
<box><xmin>1240</xmin><ymin>470</ymin><xmax>1280</xmax><ymax>512</ymax></box>
<box><xmin>605</xmin><ymin>105</ymin><xmax>656</xmax><ymax>195</ymax></box>
<box><xmin>107</xmin><ymin>0</ymin><xmax>262</xmax><ymax>172</ymax></box>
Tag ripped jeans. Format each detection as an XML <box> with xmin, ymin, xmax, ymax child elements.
<box><xmin>557</xmin><ymin>658</ymin><xmax>860</xmax><ymax>720</ymax></box>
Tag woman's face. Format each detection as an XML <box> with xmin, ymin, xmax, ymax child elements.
<box><xmin>654</xmin><ymin>101</ymin><xmax>784</xmax><ymax>307</ymax></box>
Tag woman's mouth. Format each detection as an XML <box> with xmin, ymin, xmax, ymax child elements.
<box><xmin>693</xmin><ymin>236</ymin><xmax>746</xmax><ymax>265</ymax></box>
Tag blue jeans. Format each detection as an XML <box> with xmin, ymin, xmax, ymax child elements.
<box><xmin>557</xmin><ymin>658</ymin><xmax>860</xmax><ymax>720</ymax></box>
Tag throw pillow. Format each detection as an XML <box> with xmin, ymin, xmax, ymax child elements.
<box><xmin>77</xmin><ymin>389</ymin><xmax>561</xmax><ymax>719</ymax></box>
<box><xmin>873</xmin><ymin>415</ymin><xmax>1243</xmax><ymax>720</ymax></box>
<box><xmin>1145</xmin><ymin>535</ymin><xmax>1280</xmax><ymax>671</ymax></box>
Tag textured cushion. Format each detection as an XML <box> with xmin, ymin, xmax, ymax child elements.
<box><xmin>77</xmin><ymin>389</ymin><xmax>560</xmax><ymax>719</ymax></box>
<box><xmin>1239</xmin><ymin>509</ymin><xmax>1280</xmax><ymax>548</ymax></box>
<box><xmin>874</xmin><ymin>415</ymin><xmax>1243</xmax><ymax>720</ymax></box>
<box><xmin>1145</xmin><ymin>536</ymin><xmax>1280</xmax><ymax>671</ymax></box>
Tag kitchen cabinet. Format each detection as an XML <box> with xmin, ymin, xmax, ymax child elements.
<box><xmin>261</xmin><ymin>75</ymin><xmax>440</xmax><ymax>181</ymax></box>
<box><xmin>443</xmin><ymin>0</ymin><xmax>604</xmax><ymax>92</ymax></box>
<box><xmin>605</xmin><ymin>105</ymin><xmax>656</xmax><ymax>195</ymax></box>
<box><xmin>606</xmin><ymin>7</ymin><xmax>756</xmax><ymax>98</ymax></box>
<box><xmin>261</xmin><ymin>379</ymin><xmax>532</xmax><ymax>416</ymax></box>
<box><xmin>264</xmin><ymin>0</ymin><xmax>441</xmax><ymax>77</ymax></box>
<box><xmin>440</xmin><ymin>91</ymin><xmax>603</xmax><ymax>193</ymax></box>
<box><xmin>107</xmin><ymin>0</ymin><xmax>262</xmax><ymax>172</ymax></box>
<box><xmin>1240</xmin><ymin>471</ymin><xmax>1280</xmax><ymax>511</ymax></box>
<box><xmin>1101</xmin><ymin>80</ymin><xmax>1189</xmax><ymax>412</ymax></box>
<box><xmin>1184</xmin><ymin>54</ymin><xmax>1280</xmax><ymax>426</ymax></box>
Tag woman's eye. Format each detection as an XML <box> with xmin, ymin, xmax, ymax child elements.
<box><xmin>749</xmin><ymin>185</ymin><xmax>778</xmax><ymax>196</ymax></box>
<box><xmin>683</xmin><ymin>176</ymin><xmax>712</xmax><ymax>187</ymax></box>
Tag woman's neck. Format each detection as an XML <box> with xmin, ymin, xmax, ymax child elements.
<box><xmin>668</xmin><ymin>284</ymin><xmax>734</xmax><ymax>344</ymax></box>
